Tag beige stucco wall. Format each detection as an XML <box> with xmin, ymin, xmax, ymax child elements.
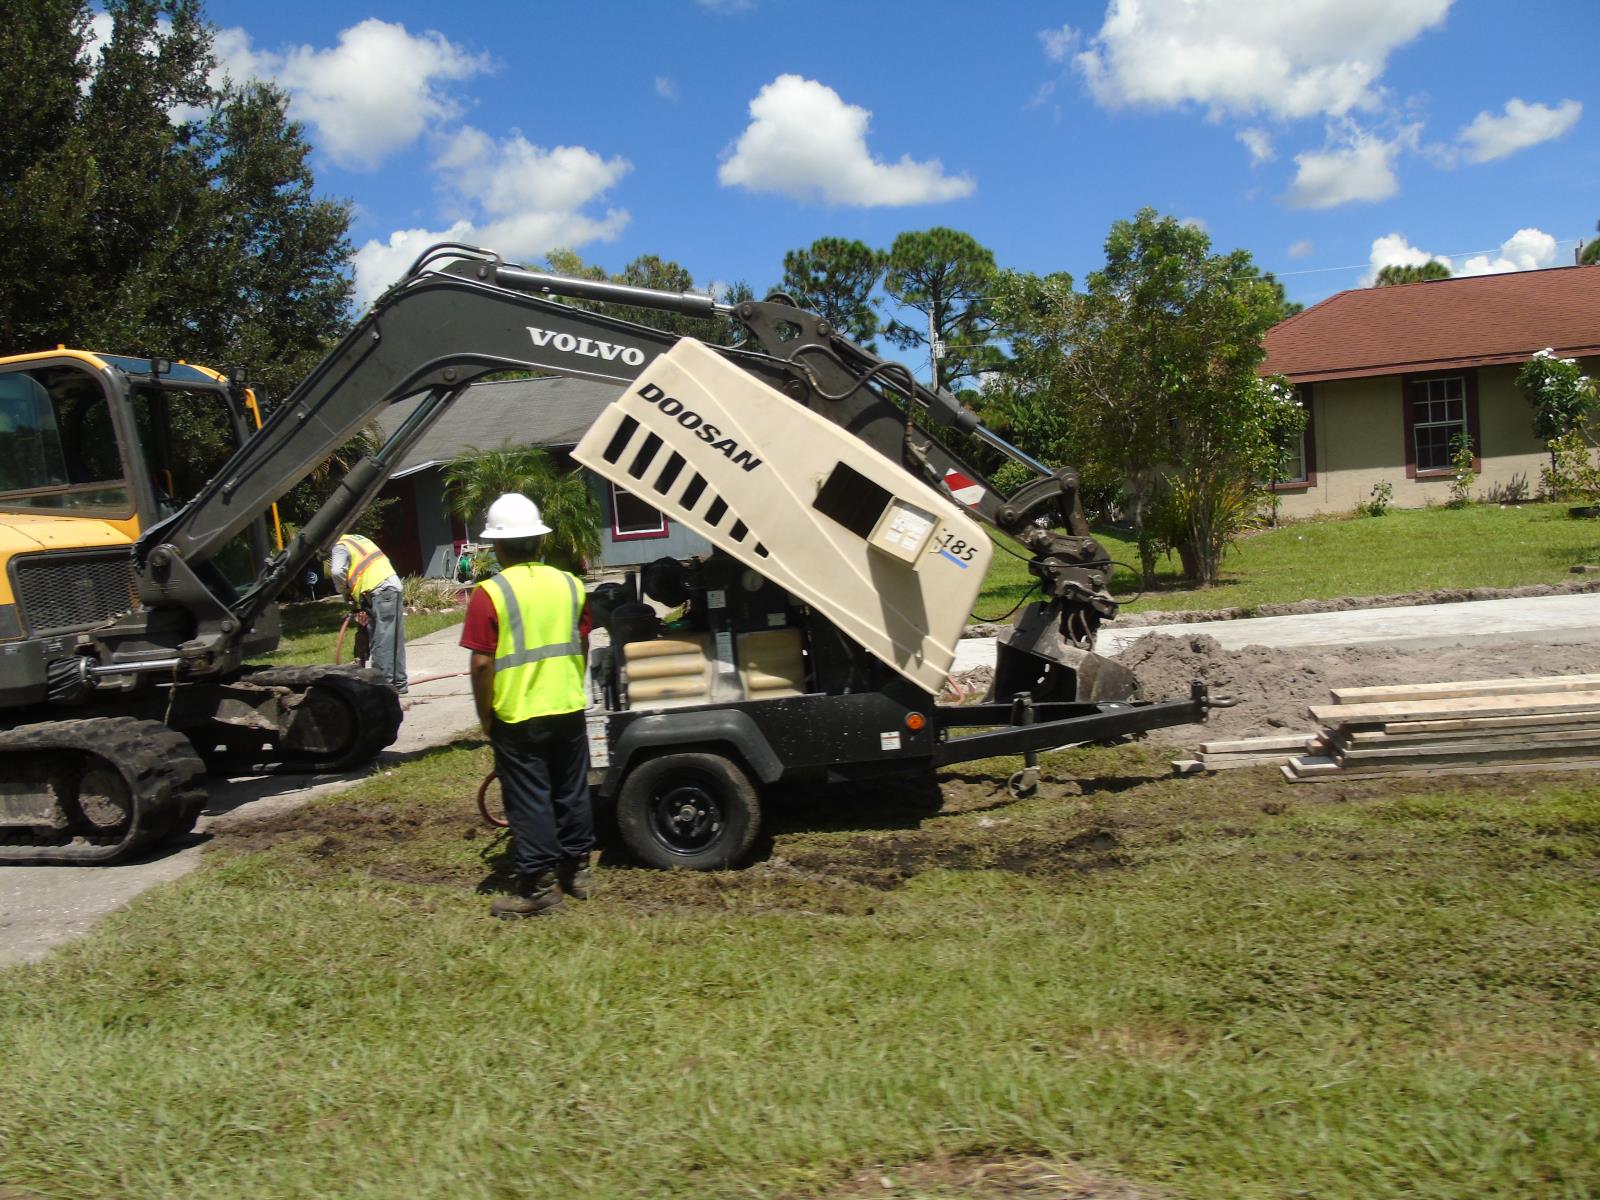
<box><xmin>1274</xmin><ymin>364</ymin><xmax>1553</xmax><ymax>518</ymax></box>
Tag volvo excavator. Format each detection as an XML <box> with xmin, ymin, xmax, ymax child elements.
<box><xmin>0</xmin><ymin>243</ymin><xmax>1214</xmax><ymax>867</ymax></box>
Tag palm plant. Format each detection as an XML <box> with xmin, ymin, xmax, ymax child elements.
<box><xmin>443</xmin><ymin>443</ymin><xmax>602</xmax><ymax>572</ymax></box>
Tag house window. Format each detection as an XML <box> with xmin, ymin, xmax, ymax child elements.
<box><xmin>1403</xmin><ymin>371</ymin><xmax>1481</xmax><ymax>479</ymax></box>
<box><xmin>610</xmin><ymin>482</ymin><xmax>668</xmax><ymax>540</ymax></box>
<box><xmin>1268</xmin><ymin>385</ymin><xmax>1316</xmax><ymax>489</ymax></box>
<box><xmin>1411</xmin><ymin>376</ymin><xmax>1466</xmax><ymax>472</ymax></box>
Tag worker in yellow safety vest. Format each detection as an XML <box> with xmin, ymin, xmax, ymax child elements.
<box><xmin>459</xmin><ymin>493</ymin><xmax>594</xmax><ymax>918</ymax></box>
<box><xmin>331</xmin><ymin>531</ymin><xmax>407</xmax><ymax>692</ymax></box>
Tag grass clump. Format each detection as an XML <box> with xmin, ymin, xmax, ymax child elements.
<box><xmin>1</xmin><ymin>740</ymin><xmax>1596</xmax><ymax>1198</ymax></box>
<box><xmin>977</xmin><ymin>502</ymin><xmax>1600</xmax><ymax>616</ymax></box>
<box><xmin>249</xmin><ymin>597</ymin><xmax>464</xmax><ymax>667</ymax></box>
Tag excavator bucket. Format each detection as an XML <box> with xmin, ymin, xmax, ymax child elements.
<box><xmin>988</xmin><ymin>600</ymin><xmax>1141</xmax><ymax>704</ymax></box>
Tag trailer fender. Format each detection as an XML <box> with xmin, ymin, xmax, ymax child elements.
<box><xmin>602</xmin><ymin>709</ymin><xmax>784</xmax><ymax>794</ymax></box>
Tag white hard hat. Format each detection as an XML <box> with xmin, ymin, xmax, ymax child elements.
<box><xmin>480</xmin><ymin>492</ymin><xmax>551</xmax><ymax>540</ymax></box>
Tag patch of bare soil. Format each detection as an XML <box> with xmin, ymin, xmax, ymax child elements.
<box><xmin>1117</xmin><ymin>579</ymin><xmax>1600</xmax><ymax>627</ymax></box>
<box><xmin>790</xmin><ymin>1152</ymin><xmax>1163</xmax><ymax>1199</ymax></box>
<box><xmin>1114</xmin><ymin>633</ymin><xmax>1600</xmax><ymax>744</ymax></box>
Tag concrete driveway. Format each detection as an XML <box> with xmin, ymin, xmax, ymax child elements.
<box><xmin>0</xmin><ymin>623</ymin><xmax>478</xmax><ymax>967</ymax></box>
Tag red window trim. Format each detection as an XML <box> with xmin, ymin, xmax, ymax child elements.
<box><xmin>1403</xmin><ymin>369</ymin><xmax>1480</xmax><ymax>479</ymax></box>
<box><xmin>609</xmin><ymin>481</ymin><xmax>670</xmax><ymax>541</ymax></box>
<box><xmin>1268</xmin><ymin>384</ymin><xmax>1318</xmax><ymax>492</ymax></box>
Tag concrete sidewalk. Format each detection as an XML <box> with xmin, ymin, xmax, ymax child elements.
<box><xmin>952</xmin><ymin>591</ymin><xmax>1600</xmax><ymax>672</ymax></box>
<box><xmin>0</xmin><ymin>621</ymin><xmax>476</xmax><ymax>967</ymax></box>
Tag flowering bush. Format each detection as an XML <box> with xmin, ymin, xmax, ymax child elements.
<box><xmin>1518</xmin><ymin>349</ymin><xmax>1596</xmax><ymax>444</ymax></box>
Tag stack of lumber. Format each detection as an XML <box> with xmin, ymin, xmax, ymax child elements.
<box><xmin>1172</xmin><ymin>732</ymin><xmax>1324</xmax><ymax>775</ymax></box>
<box><xmin>1283</xmin><ymin>673</ymin><xmax>1600</xmax><ymax>782</ymax></box>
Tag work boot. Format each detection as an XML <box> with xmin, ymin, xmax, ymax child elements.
<box><xmin>490</xmin><ymin>869</ymin><xmax>565</xmax><ymax>919</ymax></box>
<box><xmin>556</xmin><ymin>855</ymin><xmax>593</xmax><ymax>900</ymax></box>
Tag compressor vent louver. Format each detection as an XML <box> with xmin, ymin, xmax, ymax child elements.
<box><xmin>600</xmin><ymin>413</ymin><xmax>768</xmax><ymax>557</ymax></box>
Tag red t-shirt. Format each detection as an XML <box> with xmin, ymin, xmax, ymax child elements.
<box><xmin>459</xmin><ymin>582</ymin><xmax>591</xmax><ymax>654</ymax></box>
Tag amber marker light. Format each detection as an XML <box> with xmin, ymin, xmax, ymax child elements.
<box><xmin>905</xmin><ymin>712</ymin><xmax>927</xmax><ymax>731</ymax></box>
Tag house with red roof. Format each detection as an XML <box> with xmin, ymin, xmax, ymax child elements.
<box><xmin>1260</xmin><ymin>266</ymin><xmax>1600</xmax><ymax>516</ymax></box>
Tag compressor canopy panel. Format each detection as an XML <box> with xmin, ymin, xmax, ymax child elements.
<box><xmin>572</xmin><ymin>339</ymin><xmax>992</xmax><ymax>693</ymax></box>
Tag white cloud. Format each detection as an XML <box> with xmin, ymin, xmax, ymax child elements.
<box><xmin>1038</xmin><ymin>24</ymin><xmax>1079</xmax><ymax>63</ymax></box>
<box><xmin>1362</xmin><ymin>232</ymin><xmax>1452</xmax><ymax>284</ymax></box>
<box><xmin>1237</xmin><ymin>127</ymin><xmax>1275</xmax><ymax>165</ymax></box>
<box><xmin>1358</xmin><ymin>227</ymin><xmax>1560</xmax><ymax>284</ymax></box>
<box><xmin>1287</xmin><ymin>123</ymin><xmax>1409</xmax><ymax>209</ymax></box>
<box><xmin>1065</xmin><ymin>0</ymin><xmax>1452</xmax><ymax>120</ymax></box>
<box><xmin>1180</xmin><ymin>216</ymin><xmax>1209</xmax><ymax>232</ymax></box>
<box><xmin>655</xmin><ymin>76</ymin><xmax>677</xmax><ymax>100</ymax></box>
<box><xmin>1458</xmin><ymin>228</ymin><xmax>1559</xmax><ymax>276</ymax></box>
<box><xmin>1457</xmin><ymin>98</ymin><xmax>1582</xmax><ymax>163</ymax></box>
<box><xmin>1287</xmin><ymin>239</ymin><xmax>1314</xmax><ymax>259</ymax></box>
<box><xmin>351</xmin><ymin>127</ymin><xmax>631</xmax><ymax>306</ymax></box>
<box><xmin>211</xmin><ymin>20</ymin><xmax>491</xmax><ymax>170</ymax></box>
<box><xmin>718</xmin><ymin>74</ymin><xmax>974</xmax><ymax>206</ymax></box>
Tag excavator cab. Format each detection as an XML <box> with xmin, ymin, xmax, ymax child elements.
<box><xmin>0</xmin><ymin>351</ymin><xmax>278</xmax><ymax>708</ymax></box>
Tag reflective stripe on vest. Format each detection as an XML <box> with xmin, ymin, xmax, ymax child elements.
<box><xmin>338</xmin><ymin>534</ymin><xmax>395</xmax><ymax>602</ymax></box>
<box><xmin>483</xmin><ymin>564</ymin><xmax>586</xmax><ymax>721</ymax></box>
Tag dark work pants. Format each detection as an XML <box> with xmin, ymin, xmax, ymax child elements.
<box><xmin>491</xmin><ymin>710</ymin><xmax>595</xmax><ymax>877</ymax></box>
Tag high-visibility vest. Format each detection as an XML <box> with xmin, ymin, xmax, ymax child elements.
<box><xmin>336</xmin><ymin>534</ymin><xmax>395</xmax><ymax>602</ymax></box>
<box><xmin>481</xmin><ymin>562</ymin><xmax>587</xmax><ymax>721</ymax></box>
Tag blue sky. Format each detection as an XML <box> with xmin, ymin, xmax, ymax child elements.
<box><xmin>191</xmin><ymin>0</ymin><xmax>1598</xmax><ymax>318</ymax></box>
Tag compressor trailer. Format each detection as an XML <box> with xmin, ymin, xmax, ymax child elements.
<box><xmin>588</xmin><ymin>652</ymin><xmax>1212</xmax><ymax>870</ymax></box>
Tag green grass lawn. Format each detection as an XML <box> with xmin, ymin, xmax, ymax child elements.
<box><xmin>249</xmin><ymin>598</ymin><xmax>465</xmax><ymax>667</ymax></box>
<box><xmin>2</xmin><ymin>742</ymin><xmax>1595</xmax><ymax>1199</ymax></box>
<box><xmin>977</xmin><ymin>502</ymin><xmax>1600</xmax><ymax>618</ymax></box>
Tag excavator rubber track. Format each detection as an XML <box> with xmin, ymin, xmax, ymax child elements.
<box><xmin>0</xmin><ymin>717</ymin><xmax>207</xmax><ymax>865</ymax></box>
<box><xmin>244</xmin><ymin>665</ymin><xmax>403</xmax><ymax>773</ymax></box>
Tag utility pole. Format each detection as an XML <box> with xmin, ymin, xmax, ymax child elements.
<box><xmin>928</xmin><ymin>307</ymin><xmax>943</xmax><ymax>391</ymax></box>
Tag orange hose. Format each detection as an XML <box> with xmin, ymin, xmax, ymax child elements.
<box><xmin>477</xmin><ymin>771</ymin><xmax>508</xmax><ymax>828</ymax></box>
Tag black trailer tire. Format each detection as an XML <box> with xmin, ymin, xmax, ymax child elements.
<box><xmin>615</xmin><ymin>752</ymin><xmax>761</xmax><ymax>871</ymax></box>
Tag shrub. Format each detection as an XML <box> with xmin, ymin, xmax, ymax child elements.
<box><xmin>1518</xmin><ymin>349</ymin><xmax>1597</xmax><ymax>445</ymax></box>
<box><xmin>401</xmin><ymin>576</ymin><xmax>466</xmax><ymax>612</ymax></box>
<box><xmin>1359</xmin><ymin>480</ymin><xmax>1394</xmax><ymax>517</ymax></box>
<box><xmin>1446</xmin><ymin>433</ymin><xmax>1476</xmax><ymax>509</ymax></box>
<box><xmin>1540</xmin><ymin>431</ymin><xmax>1600</xmax><ymax>505</ymax></box>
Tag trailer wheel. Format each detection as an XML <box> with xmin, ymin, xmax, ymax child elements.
<box><xmin>616</xmin><ymin>751</ymin><xmax>761</xmax><ymax>870</ymax></box>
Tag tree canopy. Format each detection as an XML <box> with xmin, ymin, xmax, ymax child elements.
<box><xmin>989</xmin><ymin>209</ymin><xmax>1299</xmax><ymax>586</ymax></box>
<box><xmin>778</xmin><ymin>237</ymin><xmax>884</xmax><ymax>347</ymax></box>
<box><xmin>1375</xmin><ymin>261</ymin><xmax>1452</xmax><ymax>286</ymax></box>
<box><xmin>0</xmin><ymin>0</ymin><xmax>353</xmax><ymax>405</ymax></box>
<box><xmin>883</xmin><ymin>228</ymin><xmax>1004</xmax><ymax>392</ymax></box>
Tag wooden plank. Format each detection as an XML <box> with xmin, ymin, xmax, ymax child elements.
<box><xmin>1382</xmin><ymin>711</ymin><xmax>1600</xmax><ymax>735</ymax></box>
<box><xmin>1197</xmin><ymin>753</ymin><xmax>1300</xmax><ymax>770</ymax></box>
<box><xmin>1343</xmin><ymin>725</ymin><xmax>1600</xmax><ymax>747</ymax></box>
<box><xmin>1338</xmin><ymin>735</ymin><xmax>1600</xmax><ymax>765</ymax></box>
<box><xmin>1328</xmin><ymin>674</ymin><xmax>1600</xmax><ymax>705</ymax></box>
<box><xmin>1200</xmin><ymin>739</ymin><xmax>1324</xmax><ymax>761</ymax></box>
<box><xmin>1285</xmin><ymin>757</ymin><xmax>1600</xmax><ymax>784</ymax></box>
<box><xmin>1309</xmin><ymin>690</ymin><xmax>1600</xmax><ymax>726</ymax></box>
<box><xmin>1284</xmin><ymin>754</ymin><xmax>1340</xmax><ymax>777</ymax></box>
<box><xmin>1199</xmin><ymin>733</ymin><xmax>1322</xmax><ymax>754</ymax></box>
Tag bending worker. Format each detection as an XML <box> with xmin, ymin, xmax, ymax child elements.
<box><xmin>459</xmin><ymin>493</ymin><xmax>595</xmax><ymax>919</ymax></box>
<box><xmin>331</xmin><ymin>530</ymin><xmax>408</xmax><ymax>693</ymax></box>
